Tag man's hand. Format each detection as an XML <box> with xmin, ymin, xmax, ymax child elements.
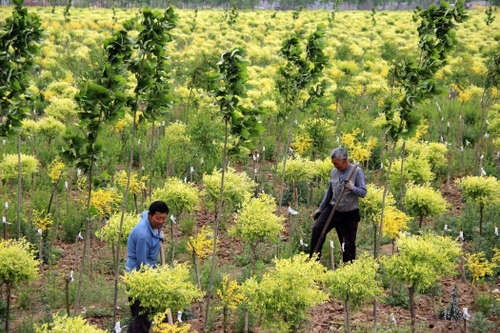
<box><xmin>313</xmin><ymin>209</ymin><xmax>322</xmax><ymax>220</ymax></box>
<box><xmin>344</xmin><ymin>180</ymin><xmax>354</xmax><ymax>190</ymax></box>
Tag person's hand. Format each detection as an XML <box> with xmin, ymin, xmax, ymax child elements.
<box><xmin>344</xmin><ymin>180</ymin><xmax>354</xmax><ymax>190</ymax></box>
<box><xmin>313</xmin><ymin>209</ymin><xmax>322</xmax><ymax>220</ymax></box>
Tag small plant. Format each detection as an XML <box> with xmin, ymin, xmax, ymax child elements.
<box><xmin>468</xmin><ymin>311</ymin><xmax>495</xmax><ymax>333</ymax></box>
<box><xmin>0</xmin><ymin>238</ymin><xmax>39</xmax><ymax>333</ymax></box>
<box><xmin>440</xmin><ymin>286</ymin><xmax>462</xmax><ymax>321</ymax></box>
<box><xmin>403</xmin><ymin>183</ymin><xmax>448</xmax><ymax>229</ymax></box>
<box><xmin>123</xmin><ymin>263</ymin><xmax>203</xmax><ymax>318</ymax></box>
<box><xmin>216</xmin><ymin>274</ymin><xmax>246</xmax><ymax>333</ymax></box>
<box><xmin>242</xmin><ymin>253</ymin><xmax>328</xmax><ymax>333</ymax></box>
<box><xmin>35</xmin><ymin>314</ymin><xmax>106</xmax><ymax>333</ymax></box>
<box><xmin>325</xmin><ymin>254</ymin><xmax>384</xmax><ymax>333</ymax></box>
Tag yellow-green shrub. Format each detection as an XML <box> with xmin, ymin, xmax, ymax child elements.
<box><xmin>35</xmin><ymin>314</ymin><xmax>106</xmax><ymax>333</ymax></box>
<box><xmin>241</xmin><ymin>253</ymin><xmax>328</xmax><ymax>333</ymax></box>
<box><xmin>123</xmin><ymin>263</ymin><xmax>203</xmax><ymax>316</ymax></box>
<box><xmin>0</xmin><ymin>153</ymin><xmax>39</xmax><ymax>180</ymax></box>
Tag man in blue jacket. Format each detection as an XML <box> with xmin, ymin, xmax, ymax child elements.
<box><xmin>126</xmin><ymin>201</ymin><xmax>169</xmax><ymax>333</ymax></box>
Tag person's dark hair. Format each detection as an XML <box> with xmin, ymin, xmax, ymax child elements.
<box><xmin>330</xmin><ymin>147</ymin><xmax>348</xmax><ymax>160</ymax></box>
<box><xmin>149</xmin><ymin>201</ymin><xmax>169</xmax><ymax>215</ymax></box>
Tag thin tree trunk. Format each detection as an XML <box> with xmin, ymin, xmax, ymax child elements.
<box><xmin>398</xmin><ymin>141</ymin><xmax>405</xmax><ymax>209</ymax></box>
<box><xmin>74</xmin><ymin>162</ymin><xmax>94</xmax><ymax>316</ymax></box>
<box><xmin>5</xmin><ymin>284</ymin><xmax>11</xmax><ymax>333</ymax></box>
<box><xmin>204</xmin><ymin>119</ymin><xmax>229</xmax><ymax>331</ymax></box>
<box><xmin>344</xmin><ymin>298</ymin><xmax>351</xmax><ymax>333</ymax></box>
<box><xmin>409</xmin><ymin>286</ymin><xmax>416</xmax><ymax>333</ymax></box>
<box><xmin>479</xmin><ymin>204</ymin><xmax>484</xmax><ymax>236</ymax></box>
<box><xmin>277</xmin><ymin>94</ymin><xmax>300</xmax><ymax>216</ymax></box>
<box><xmin>17</xmin><ymin>134</ymin><xmax>21</xmax><ymax>239</ymax></box>
<box><xmin>112</xmin><ymin>113</ymin><xmax>138</xmax><ymax>325</ymax></box>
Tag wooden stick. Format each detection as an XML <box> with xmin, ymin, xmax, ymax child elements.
<box><xmin>159</xmin><ymin>231</ymin><xmax>174</xmax><ymax>326</ymax></box>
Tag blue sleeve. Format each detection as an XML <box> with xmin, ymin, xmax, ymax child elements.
<box><xmin>135</xmin><ymin>237</ymin><xmax>149</xmax><ymax>268</ymax></box>
<box><xmin>352</xmin><ymin>168</ymin><xmax>367</xmax><ymax>198</ymax></box>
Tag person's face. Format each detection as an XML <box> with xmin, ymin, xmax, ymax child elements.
<box><xmin>149</xmin><ymin>211</ymin><xmax>167</xmax><ymax>229</ymax></box>
<box><xmin>332</xmin><ymin>157</ymin><xmax>349</xmax><ymax>171</ymax></box>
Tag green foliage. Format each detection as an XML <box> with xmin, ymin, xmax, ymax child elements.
<box><xmin>36</xmin><ymin>117</ymin><xmax>66</xmax><ymax>142</ymax></box>
<box><xmin>123</xmin><ymin>263</ymin><xmax>203</xmax><ymax>315</ymax></box>
<box><xmin>360</xmin><ymin>184</ymin><xmax>396</xmax><ymax>223</ymax></box>
<box><xmin>388</xmin><ymin>155</ymin><xmax>434</xmax><ymax>192</ymax></box>
<box><xmin>95</xmin><ymin>212</ymin><xmax>138</xmax><ymax>246</ymax></box>
<box><xmin>230</xmin><ymin>193</ymin><xmax>284</xmax><ymax>245</ymax></box>
<box><xmin>0</xmin><ymin>238</ymin><xmax>39</xmax><ymax>288</ymax></box>
<box><xmin>468</xmin><ymin>311</ymin><xmax>495</xmax><ymax>333</ymax></box>
<box><xmin>456</xmin><ymin>176</ymin><xmax>500</xmax><ymax>208</ymax></box>
<box><xmin>325</xmin><ymin>254</ymin><xmax>384</xmax><ymax>309</ymax></box>
<box><xmin>0</xmin><ymin>153</ymin><xmax>39</xmax><ymax>180</ymax></box>
<box><xmin>0</xmin><ymin>0</ymin><xmax>43</xmax><ymax>136</ymax></box>
<box><xmin>382</xmin><ymin>233</ymin><xmax>461</xmax><ymax>291</ymax></box>
<box><xmin>202</xmin><ymin>167</ymin><xmax>256</xmax><ymax>211</ymax></box>
<box><xmin>35</xmin><ymin>314</ymin><xmax>106</xmax><ymax>333</ymax></box>
<box><xmin>152</xmin><ymin>177</ymin><xmax>201</xmax><ymax>216</ymax></box>
<box><xmin>241</xmin><ymin>253</ymin><xmax>328</xmax><ymax>333</ymax></box>
<box><xmin>381</xmin><ymin>0</ymin><xmax>468</xmax><ymax>140</ymax></box>
<box><xmin>403</xmin><ymin>183</ymin><xmax>448</xmax><ymax>226</ymax></box>
<box><xmin>208</xmin><ymin>48</ymin><xmax>265</xmax><ymax>155</ymax></box>
<box><xmin>277</xmin><ymin>156</ymin><xmax>315</xmax><ymax>183</ymax></box>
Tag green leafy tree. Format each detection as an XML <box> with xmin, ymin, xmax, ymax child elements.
<box><xmin>61</xmin><ymin>21</ymin><xmax>132</xmax><ymax>318</ymax></box>
<box><xmin>241</xmin><ymin>253</ymin><xmax>328</xmax><ymax>333</ymax></box>
<box><xmin>325</xmin><ymin>254</ymin><xmax>384</xmax><ymax>333</ymax></box>
<box><xmin>123</xmin><ymin>263</ymin><xmax>203</xmax><ymax>318</ymax></box>
<box><xmin>204</xmin><ymin>49</ymin><xmax>265</xmax><ymax>304</ymax></box>
<box><xmin>376</xmin><ymin>0</ymin><xmax>468</xmax><ymax>259</ymax></box>
<box><xmin>230</xmin><ymin>193</ymin><xmax>285</xmax><ymax>273</ymax></box>
<box><xmin>0</xmin><ymin>239</ymin><xmax>39</xmax><ymax>332</ymax></box>
<box><xmin>0</xmin><ymin>0</ymin><xmax>42</xmax><ymax>240</ymax></box>
<box><xmin>274</xmin><ymin>24</ymin><xmax>328</xmax><ymax>209</ymax></box>
<box><xmin>455</xmin><ymin>176</ymin><xmax>500</xmax><ymax>236</ymax></box>
<box><xmin>383</xmin><ymin>233</ymin><xmax>461</xmax><ymax>333</ymax></box>
<box><xmin>403</xmin><ymin>183</ymin><xmax>448</xmax><ymax>229</ymax></box>
<box><xmin>0</xmin><ymin>0</ymin><xmax>42</xmax><ymax>137</ymax></box>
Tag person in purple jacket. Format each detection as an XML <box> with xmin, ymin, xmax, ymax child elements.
<box><xmin>309</xmin><ymin>148</ymin><xmax>367</xmax><ymax>263</ymax></box>
<box><xmin>125</xmin><ymin>201</ymin><xmax>169</xmax><ymax>333</ymax></box>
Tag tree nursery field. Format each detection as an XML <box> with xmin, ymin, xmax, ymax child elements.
<box><xmin>1</xmin><ymin>1</ymin><xmax>500</xmax><ymax>332</ymax></box>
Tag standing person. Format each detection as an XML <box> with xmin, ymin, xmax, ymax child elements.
<box><xmin>125</xmin><ymin>201</ymin><xmax>169</xmax><ymax>333</ymax></box>
<box><xmin>309</xmin><ymin>148</ymin><xmax>367</xmax><ymax>263</ymax></box>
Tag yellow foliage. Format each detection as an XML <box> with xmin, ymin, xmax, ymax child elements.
<box><xmin>90</xmin><ymin>188</ymin><xmax>122</xmax><ymax>218</ymax></box>
<box><xmin>48</xmin><ymin>157</ymin><xmax>65</xmax><ymax>184</ymax></box>
<box><xmin>466</xmin><ymin>252</ymin><xmax>496</xmax><ymax>284</ymax></box>
<box><xmin>115</xmin><ymin>170</ymin><xmax>147</xmax><ymax>195</ymax></box>
<box><xmin>151</xmin><ymin>310</ymin><xmax>191</xmax><ymax>333</ymax></box>
<box><xmin>292</xmin><ymin>134</ymin><xmax>312</xmax><ymax>155</ymax></box>
<box><xmin>216</xmin><ymin>274</ymin><xmax>246</xmax><ymax>311</ymax></box>
<box><xmin>32</xmin><ymin>210</ymin><xmax>53</xmax><ymax>232</ymax></box>
<box><xmin>187</xmin><ymin>225</ymin><xmax>213</xmax><ymax>260</ymax></box>
<box><xmin>382</xmin><ymin>206</ymin><xmax>411</xmax><ymax>240</ymax></box>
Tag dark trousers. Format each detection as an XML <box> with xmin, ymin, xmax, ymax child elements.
<box><xmin>309</xmin><ymin>206</ymin><xmax>360</xmax><ymax>263</ymax></box>
<box><xmin>128</xmin><ymin>297</ymin><xmax>152</xmax><ymax>333</ymax></box>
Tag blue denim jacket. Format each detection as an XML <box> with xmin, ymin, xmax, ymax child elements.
<box><xmin>125</xmin><ymin>211</ymin><xmax>163</xmax><ymax>272</ymax></box>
